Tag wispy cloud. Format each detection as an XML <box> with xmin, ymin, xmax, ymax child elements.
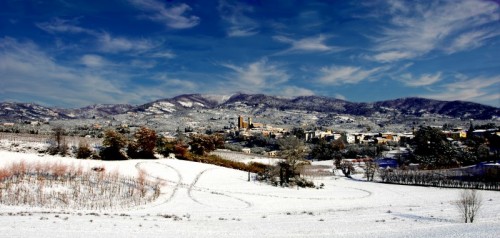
<box><xmin>130</xmin><ymin>59</ymin><xmax>157</xmax><ymax>69</ymax></box>
<box><xmin>423</xmin><ymin>76</ymin><xmax>500</xmax><ymax>106</ymax></box>
<box><xmin>37</xmin><ymin>18</ymin><xmax>167</xmax><ymax>55</ymax></box>
<box><xmin>281</xmin><ymin>86</ymin><xmax>315</xmax><ymax>97</ymax></box>
<box><xmin>80</xmin><ymin>54</ymin><xmax>109</xmax><ymax>68</ymax></box>
<box><xmin>368</xmin><ymin>0</ymin><xmax>499</xmax><ymax>62</ymax></box>
<box><xmin>218</xmin><ymin>58</ymin><xmax>316</xmax><ymax>97</ymax></box>
<box><xmin>36</xmin><ymin>17</ymin><xmax>95</xmax><ymax>35</ymax></box>
<box><xmin>151</xmin><ymin>74</ymin><xmax>198</xmax><ymax>90</ymax></box>
<box><xmin>129</xmin><ymin>0</ymin><xmax>200</xmax><ymax>29</ymax></box>
<box><xmin>97</xmin><ymin>32</ymin><xmax>157</xmax><ymax>53</ymax></box>
<box><xmin>0</xmin><ymin>37</ymin><xmax>139</xmax><ymax>107</ymax></box>
<box><xmin>446</xmin><ymin>29</ymin><xmax>500</xmax><ymax>53</ymax></box>
<box><xmin>369</xmin><ymin>51</ymin><xmax>412</xmax><ymax>63</ymax></box>
<box><xmin>334</xmin><ymin>93</ymin><xmax>347</xmax><ymax>100</ymax></box>
<box><xmin>317</xmin><ymin>65</ymin><xmax>383</xmax><ymax>85</ymax></box>
<box><xmin>150</xmin><ymin>51</ymin><xmax>176</xmax><ymax>59</ymax></box>
<box><xmin>218</xmin><ymin>0</ymin><xmax>258</xmax><ymax>37</ymax></box>
<box><xmin>400</xmin><ymin>72</ymin><xmax>442</xmax><ymax>87</ymax></box>
<box><xmin>221</xmin><ymin>58</ymin><xmax>289</xmax><ymax>91</ymax></box>
<box><xmin>273</xmin><ymin>34</ymin><xmax>341</xmax><ymax>54</ymax></box>
<box><xmin>165</xmin><ymin>78</ymin><xmax>197</xmax><ymax>90</ymax></box>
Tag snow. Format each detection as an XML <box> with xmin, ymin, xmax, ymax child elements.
<box><xmin>0</xmin><ymin>149</ymin><xmax>499</xmax><ymax>237</ymax></box>
<box><xmin>211</xmin><ymin>150</ymin><xmax>282</xmax><ymax>165</ymax></box>
<box><xmin>202</xmin><ymin>94</ymin><xmax>233</xmax><ymax>104</ymax></box>
<box><xmin>178</xmin><ymin>101</ymin><xmax>193</xmax><ymax>108</ymax></box>
<box><xmin>177</xmin><ymin>100</ymin><xmax>205</xmax><ymax>108</ymax></box>
<box><xmin>147</xmin><ymin>102</ymin><xmax>176</xmax><ymax>113</ymax></box>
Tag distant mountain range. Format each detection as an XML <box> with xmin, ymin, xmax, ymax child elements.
<box><xmin>0</xmin><ymin>93</ymin><xmax>498</xmax><ymax>122</ymax></box>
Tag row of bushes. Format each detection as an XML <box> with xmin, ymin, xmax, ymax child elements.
<box><xmin>45</xmin><ymin>127</ymin><xmax>157</xmax><ymax>160</ymax></box>
<box><xmin>379</xmin><ymin>169</ymin><xmax>500</xmax><ymax>190</ymax></box>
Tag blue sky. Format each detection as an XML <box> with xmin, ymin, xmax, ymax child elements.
<box><xmin>0</xmin><ymin>0</ymin><xmax>499</xmax><ymax>108</ymax></box>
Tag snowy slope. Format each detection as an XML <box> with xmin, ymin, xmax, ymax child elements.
<box><xmin>0</xmin><ymin>150</ymin><xmax>499</xmax><ymax>238</ymax></box>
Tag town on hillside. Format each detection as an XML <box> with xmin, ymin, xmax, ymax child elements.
<box><xmin>1</xmin><ymin>114</ymin><xmax>499</xmax><ymax>177</ymax></box>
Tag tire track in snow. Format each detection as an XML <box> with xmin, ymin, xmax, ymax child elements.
<box><xmin>187</xmin><ymin>168</ymin><xmax>253</xmax><ymax>209</ymax></box>
<box><xmin>135</xmin><ymin>162</ymin><xmax>183</xmax><ymax>206</ymax></box>
<box><xmin>136</xmin><ymin>162</ymin><xmax>252</xmax><ymax>208</ymax></box>
<box><xmin>207</xmin><ymin>184</ymin><xmax>372</xmax><ymax>201</ymax></box>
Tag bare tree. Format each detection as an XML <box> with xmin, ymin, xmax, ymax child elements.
<box><xmin>48</xmin><ymin>126</ymin><xmax>67</xmax><ymax>155</ymax></box>
<box><xmin>364</xmin><ymin>161</ymin><xmax>377</xmax><ymax>181</ymax></box>
<box><xmin>277</xmin><ymin>136</ymin><xmax>308</xmax><ymax>186</ymax></box>
<box><xmin>52</xmin><ymin>126</ymin><xmax>65</xmax><ymax>149</ymax></box>
<box><xmin>455</xmin><ymin>189</ymin><xmax>482</xmax><ymax>223</ymax></box>
<box><xmin>339</xmin><ymin>161</ymin><xmax>354</xmax><ymax>178</ymax></box>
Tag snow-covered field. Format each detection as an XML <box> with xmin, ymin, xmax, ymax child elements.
<box><xmin>211</xmin><ymin>150</ymin><xmax>283</xmax><ymax>165</ymax></box>
<box><xmin>0</xmin><ymin>150</ymin><xmax>499</xmax><ymax>237</ymax></box>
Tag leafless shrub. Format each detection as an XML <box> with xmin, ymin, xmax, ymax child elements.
<box><xmin>137</xmin><ymin>169</ymin><xmax>147</xmax><ymax>197</ymax></box>
<box><xmin>0</xmin><ymin>161</ymin><xmax>161</xmax><ymax>210</ymax></box>
<box><xmin>455</xmin><ymin>189</ymin><xmax>482</xmax><ymax>223</ymax></box>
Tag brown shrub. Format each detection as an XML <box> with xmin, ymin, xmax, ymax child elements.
<box><xmin>179</xmin><ymin>153</ymin><xmax>269</xmax><ymax>174</ymax></box>
<box><xmin>52</xmin><ymin>163</ymin><xmax>68</xmax><ymax>178</ymax></box>
<box><xmin>0</xmin><ymin>168</ymin><xmax>12</xmax><ymax>182</ymax></box>
<box><xmin>77</xmin><ymin>141</ymin><xmax>93</xmax><ymax>159</ymax></box>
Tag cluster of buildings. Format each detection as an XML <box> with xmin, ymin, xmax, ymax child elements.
<box><xmin>235</xmin><ymin>115</ymin><xmax>414</xmax><ymax>145</ymax></box>
<box><xmin>236</xmin><ymin>115</ymin><xmax>286</xmax><ymax>138</ymax></box>
<box><xmin>234</xmin><ymin>115</ymin><xmax>499</xmax><ymax>147</ymax></box>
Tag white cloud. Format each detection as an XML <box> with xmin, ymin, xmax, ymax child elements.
<box><xmin>166</xmin><ymin>79</ymin><xmax>197</xmax><ymax>89</ymax></box>
<box><xmin>423</xmin><ymin>76</ymin><xmax>500</xmax><ymax>106</ymax></box>
<box><xmin>0</xmin><ymin>37</ymin><xmax>138</xmax><ymax>107</ymax></box>
<box><xmin>151</xmin><ymin>51</ymin><xmax>176</xmax><ymax>59</ymax></box>
<box><xmin>129</xmin><ymin>0</ymin><xmax>200</xmax><ymax>29</ymax></box>
<box><xmin>334</xmin><ymin>93</ymin><xmax>347</xmax><ymax>100</ymax></box>
<box><xmin>273</xmin><ymin>35</ymin><xmax>340</xmax><ymax>54</ymax></box>
<box><xmin>317</xmin><ymin>65</ymin><xmax>382</xmax><ymax>85</ymax></box>
<box><xmin>221</xmin><ymin>58</ymin><xmax>289</xmax><ymax>90</ymax></box>
<box><xmin>36</xmin><ymin>18</ymin><xmax>95</xmax><ymax>35</ymax></box>
<box><xmin>130</xmin><ymin>59</ymin><xmax>156</xmax><ymax>69</ymax></box>
<box><xmin>218</xmin><ymin>0</ymin><xmax>258</xmax><ymax>37</ymax></box>
<box><xmin>446</xmin><ymin>29</ymin><xmax>500</xmax><ymax>53</ymax></box>
<box><xmin>81</xmin><ymin>54</ymin><xmax>107</xmax><ymax>68</ymax></box>
<box><xmin>127</xmin><ymin>74</ymin><xmax>199</xmax><ymax>101</ymax></box>
<box><xmin>214</xmin><ymin>59</ymin><xmax>318</xmax><ymax>97</ymax></box>
<box><xmin>97</xmin><ymin>32</ymin><xmax>157</xmax><ymax>53</ymax></box>
<box><xmin>37</xmin><ymin>18</ymin><xmax>164</xmax><ymax>55</ymax></box>
<box><xmin>370</xmin><ymin>51</ymin><xmax>413</xmax><ymax>62</ymax></box>
<box><xmin>401</xmin><ymin>72</ymin><xmax>442</xmax><ymax>87</ymax></box>
<box><xmin>280</xmin><ymin>86</ymin><xmax>315</xmax><ymax>97</ymax></box>
<box><xmin>228</xmin><ymin>28</ymin><xmax>258</xmax><ymax>37</ymax></box>
<box><xmin>152</xmin><ymin>74</ymin><xmax>197</xmax><ymax>90</ymax></box>
<box><xmin>369</xmin><ymin>0</ymin><xmax>499</xmax><ymax>62</ymax></box>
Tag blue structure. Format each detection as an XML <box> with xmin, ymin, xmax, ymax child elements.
<box><xmin>375</xmin><ymin>158</ymin><xmax>399</xmax><ymax>168</ymax></box>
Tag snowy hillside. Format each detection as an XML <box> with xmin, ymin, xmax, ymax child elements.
<box><xmin>1</xmin><ymin>94</ymin><xmax>498</xmax><ymax>122</ymax></box>
<box><xmin>0</xmin><ymin>149</ymin><xmax>499</xmax><ymax>237</ymax></box>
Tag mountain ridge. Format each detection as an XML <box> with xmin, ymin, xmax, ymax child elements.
<box><xmin>0</xmin><ymin>93</ymin><xmax>498</xmax><ymax>121</ymax></box>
